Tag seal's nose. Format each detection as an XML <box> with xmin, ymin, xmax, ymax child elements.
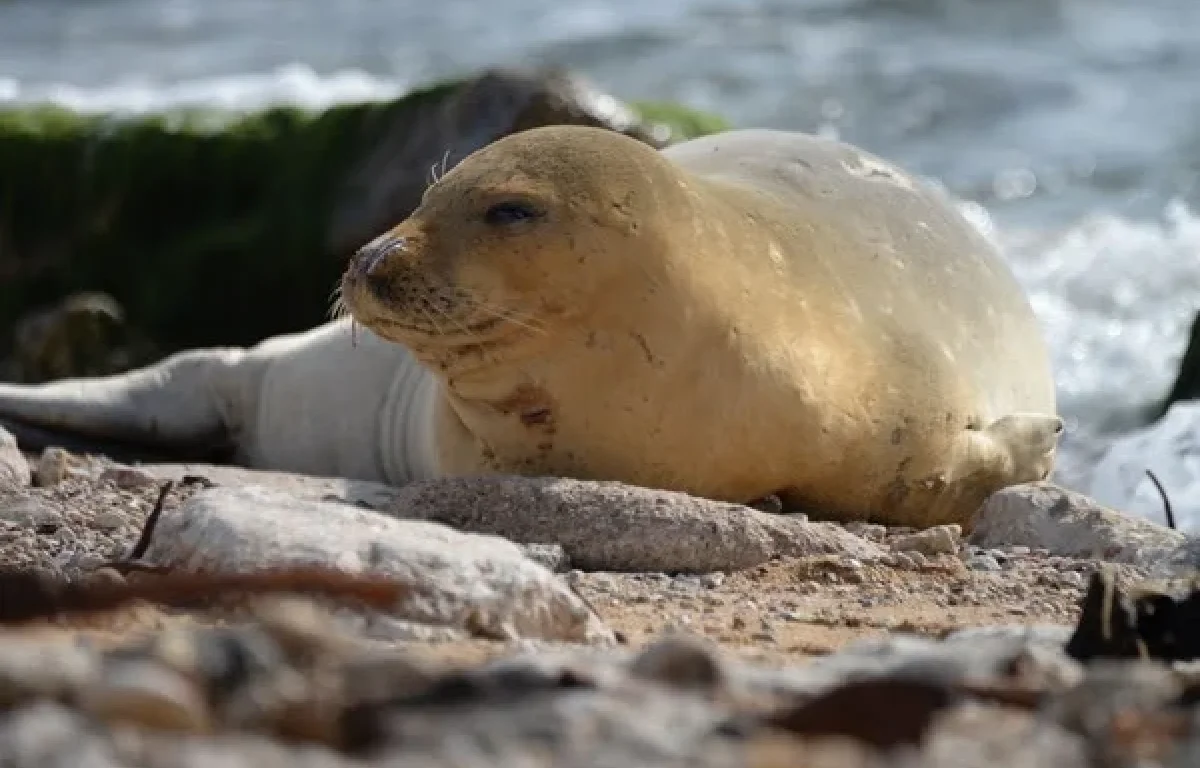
<box><xmin>351</xmin><ymin>232</ymin><xmax>406</xmax><ymax>278</ymax></box>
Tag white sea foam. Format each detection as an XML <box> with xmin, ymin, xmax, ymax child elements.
<box><xmin>998</xmin><ymin>202</ymin><xmax>1200</xmax><ymax>530</ymax></box>
<box><xmin>1088</xmin><ymin>402</ymin><xmax>1200</xmax><ymax>531</ymax></box>
<box><xmin>0</xmin><ymin>64</ymin><xmax>406</xmax><ymax>114</ymax></box>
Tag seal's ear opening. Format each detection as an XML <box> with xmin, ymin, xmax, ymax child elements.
<box><xmin>483</xmin><ymin>200</ymin><xmax>545</xmax><ymax>226</ymax></box>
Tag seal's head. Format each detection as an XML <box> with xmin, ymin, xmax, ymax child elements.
<box><xmin>339</xmin><ymin>125</ymin><xmax>683</xmax><ymax>375</ymax></box>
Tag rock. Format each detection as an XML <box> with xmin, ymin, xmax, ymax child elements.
<box><xmin>0</xmin><ymin>702</ymin><xmax>123</xmax><ymax>768</ymax></box>
<box><xmin>0</xmin><ymin>426</ymin><xmax>29</xmax><ymax>488</ymax></box>
<box><xmin>133</xmin><ymin>465</ymin><xmax>886</xmax><ymax>573</ymax></box>
<box><xmin>0</xmin><ymin>497</ymin><xmax>62</xmax><ymax>530</ymax></box>
<box><xmin>844</xmin><ymin>522</ymin><xmax>887</xmax><ymax>542</ymax></box>
<box><xmin>763</xmin><ymin>625</ymin><xmax>1081</xmax><ymax>700</ymax></box>
<box><xmin>325</xmin><ymin>67</ymin><xmax>725</xmax><ymax>260</ymax></box>
<box><xmin>1161</xmin><ymin>308</ymin><xmax>1200</xmax><ymax>415</ymax></box>
<box><xmin>890</xmin><ymin>525</ymin><xmax>961</xmax><ymax>557</ymax></box>
<box><xmin>333</xmin><ymin>658</ymin><xmax>745</xmax><ymax>766</ymax></box>
<box><xmin>0</xmin><ymin>609</ymin><xmax>1190</xmax><ymax>766</ymax></box>
<box><xmin>140</xmin><ymin>463</ymin><xmax>400</xmax><ymax>506</ymax></box>
<box><xmin>141</xmin><ymin>485</ymin><xmax>613</xmax><ymax>644</ymax></box>
<box><xmin>381</xmin><ymin>475</ymin><xmax>887</xmax><ymax>573</ymax></box>
<box><xmin>8</xmin><ymin>292</ymin><xmax>142</xmax><ymax>384</ymax></box>
<box><xmin>0</xmin><ymin>638</ymin><xmax>99</xmax><ymax>706</ymax></box>
<box><xmin>968</xmin><ymin>482</ymin><xmax>1186</xmax><ymax>569</ymax></box>
<box><xmin>966</xmin><ymin>554</ymin><xmax>1002</xmax><ymax>572</ymax></box>
<box><xmin>628</xmin><ymin>635</ymin><xmax>727</xmax><ymax>694</ymax></box>
<box><xmin>97</xmin><ymin>465</ymin><xmax>158</xmax><ymax>490</ymax></box>
<box><xmin>517</xmin><ymin>543</ymin><xmax>571</xmax><ymax>573</ymax></box>
<box><xmin>1066</xmin><ymin>570</ymin><xmax>1200</xmax><ymax>663</ymax></box>
<box><xmin>80</xmin><ymin>660</ymin><xmax>212</xmax><ymax>734</ymax></box>
<box><xmin>89</xmin><ymin>510</ymin><xmax>127</xmax><ymax>532</ymax></box>
<box><xmin>1</xmin><ymin>69</ymin><xmax>727</xmax><ymax>383</ymax></box>
<box><xmin>33</xmin><ymin>447</ymin><xmax>70</xmax><ymax>488</ymax></box>
<box><xmin>356</xmin><ymin>617</ymin><xmax>471</xmax><ymax>644</ymax></box>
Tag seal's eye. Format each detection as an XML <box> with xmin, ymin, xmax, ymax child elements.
<box><xmin>483</xmin><ymin>201</ymin><xmax>543</xmax><ymax>226</ymax></box>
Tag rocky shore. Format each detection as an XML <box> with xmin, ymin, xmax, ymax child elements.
<box><xmin>3</xmin><ymin>426</ymin><xmax>1200</xmax><ymax>766</ymax></box>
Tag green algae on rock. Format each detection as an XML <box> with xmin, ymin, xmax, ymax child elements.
<box><xmin>0</xmin><ymin>68</ymin><xmax>728</xmax><ymax>382</ymax></box>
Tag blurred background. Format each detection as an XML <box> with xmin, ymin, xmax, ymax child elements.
<box><xmin>1</xmin><ymin>0</ymin><xmax>1198</xmax><ymax>524</ymax></box>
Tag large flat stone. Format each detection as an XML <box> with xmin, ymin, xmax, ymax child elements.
<box><xmin>379</xmin><ymin>476</ymin><xmax>885</xmax><ymax>573</ymax></box>
<box><xmin>968</xmin><ymin>482</ymin><xmax>1187</xmax><ymax>569</ymax></box>
<box><xmin>137</xmin><ymin>466</ymin><xmax>885</xmax><ymax>574</ymax></box>
<box><xmin>142</xmin><ymin>485</ymin><xmax>612</xmax><ymax>644</ymax></box>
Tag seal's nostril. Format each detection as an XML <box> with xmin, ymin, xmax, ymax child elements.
<box><xmin>355</xmin><ymin>233</ymin><xmax>407</xmax><ymax>277</ymax></box>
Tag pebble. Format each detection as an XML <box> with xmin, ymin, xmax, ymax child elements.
<box><xmin>671</xmin><ymin>576</ymin><xmax>704</xmax><ymax>592</ymax></box>
<box><xmin>966</xmin><ymin>555</ymin><xmax>1002</xmax><ymax>572</ymax></box>
<box><xmin>890</xmin><ymin>524</ymin><xmax>961</xmax><ymax>556</ymax></box>
<box><xmin>889</xmin><ymin>551</ymin><xmax>928</xmax><ymax>570</ymax></box>
<box><xmin>80</xmin><ymin>660</ymin><xmax>212</xmax><ymax>733</ymax></box>
<box><xmin>519</xmin><ymin>543</ymin><xmax>571</xmax><ymax>572</ymax></box>
<box><xmin>629</xmin><ymin>636</ymin><xmax>726</xmax><ymax>693</ymax></box>
<box><xmin>98</xmin><ymin>466</ymin><xmax>159</xmax><ymax>490</ymax></box>
<box><xmin>1058</xmin><ymin>571</ymin><xmax>1085</xmax><ymax>589</ymax></box>
<box><xmin>700</xmin><ymin>572</ymin><xmax>726</xmax><ymax>589</ymax></box>
<box><xmin>88</xmin><ymin>568</ymin><xmax>127</xmax><ymax>588</ymax></box>
<box><xmin>90</xmin><ymin>510</ymin><xmax>127</xmax><ymax>532</ymax></box>
<box><xmin>0</xmin><ymin>427</ymin><xmax>30</xmax><ymax>488</ymax></box>
<box><xmin>34</xmin><ymin>448</ymin><xmax>71</xmax><ymax>488</ymax></box>
<box><xmin>0</xmin><ymin>499</ymin><xmax>61</xmax><ymax>529</ymax></box>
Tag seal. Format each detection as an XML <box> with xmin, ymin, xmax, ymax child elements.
<box><xmin>0</xmin><ymin>125</ymin><xmax>1062</xmax><ymax>527</ymax></box>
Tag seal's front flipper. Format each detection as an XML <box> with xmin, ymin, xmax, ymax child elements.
<box><xmin>0</xmin><ymin>349</ymin><xmax>248</xmax><ymax>462</ymax></box>
<box><xmin>980</xmin><ymin>412</ymin><xmax>1064</xmax><ymax>482</ymax></box>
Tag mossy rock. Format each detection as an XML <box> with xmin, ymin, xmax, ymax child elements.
<box><xmin>0</xmin><ymin>67</ymin><xmax>728</xmax><ymax>381</ymax></box>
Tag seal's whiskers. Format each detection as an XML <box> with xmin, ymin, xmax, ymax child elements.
<box><xmin>445</xmin><ymin>287</ymin><xmax>547</xmax><ymax>335</ymax></box>
<box><xmin>428</xmin><ymin>149</ymin><xmax>453</xmax><ymax>186</ymax></box>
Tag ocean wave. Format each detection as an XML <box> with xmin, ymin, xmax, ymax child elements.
<box><xmin>1000</xmin><ymin>202</ymin><xmax>1200</xmax><ymax>529</ymax></box>
<box><xmin>0</xmin><ymin>64</ymin><xmax>406</xmax><ymax>114</ymax></box>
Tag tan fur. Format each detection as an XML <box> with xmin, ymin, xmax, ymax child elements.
<box><xmin>340</xmin><ymin>125</ymin><xmax>1062</xmax><ymax>527</ymax></box>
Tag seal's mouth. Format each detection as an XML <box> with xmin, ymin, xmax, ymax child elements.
<box><xmin>336</xmin><ymin>231</ymin><xmax>544</xmax><ymax>364</ymax></box>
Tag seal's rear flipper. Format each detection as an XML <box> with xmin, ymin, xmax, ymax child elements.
<box><xmin>0</xmin><ymin>349</ymin><xmax>248</xmax><ymax>463</ymax></box>
<box><xmin>0</xmin><ymin>418</ymin><xmax>234</xmax><ymax>464</ymax></box>
<box><xmin>982</xmin><ymin>412</ymin><xmax>1064</xmax><ymax>481</ymax></box>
